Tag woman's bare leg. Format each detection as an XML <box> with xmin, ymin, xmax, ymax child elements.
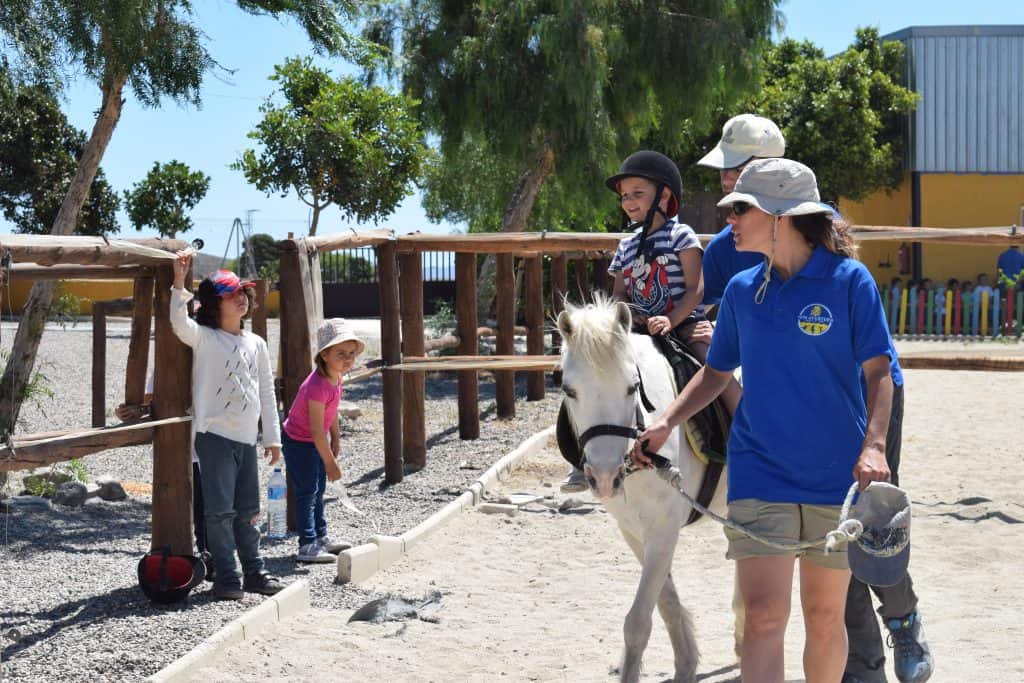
<box><xmin>799</xmin><ymin>558</ymin><xmax>852</xmax><ymax>683</ymax></box>
<box><xmin>737</xmin><ymin>555</ymin><xmax>795</xmax><ymax>683</ymax></box>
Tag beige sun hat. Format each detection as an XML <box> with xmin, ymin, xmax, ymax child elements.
<box><xmin>697</xmin><ymin>114</ymin><xmax>786</xmax><ymax>169</ymax></box>
<box><xmin>717</xmin><ymin>158</ymin><xmax>831</xmax><ymax>217</ymax></box>
<box><xmin>316</xmin><ymin>318</ymin><xmax>365</xmax><ymax>356</ymax></box>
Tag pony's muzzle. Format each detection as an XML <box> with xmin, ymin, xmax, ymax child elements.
<box><xmin>583</xmin><ymin>462</ymin><xmax>627</xmax><ymax>500</ymax></box>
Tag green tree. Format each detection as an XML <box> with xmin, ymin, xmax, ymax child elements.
<box><xmin>0</xmin><ymin>71</ymin><xmax>119</xmax><ymax>235</ymax></box>
<box><xmin>366</xmin><ymin>0</ymin><xmax>782</xmax><ymax>313</ymax></box>
<box><xmin>234</xmin><ymin>57</ymin><xmax>429</xmax><ymax>236</ymax></box>
<box><xmin>244</xmin><ymin>233</ymin><xmax>280</xmax><ymax>281</ymax></box>
<box><xmin>0</xmin><ymin>1</ymin><xmax>361</xmax><ymax>438</ymax></box>
<box><xmin>123</xmin><ymin>160</ymin><xmax>210</xmax><ymax>238</ymax></box>
<box><xmin>676</xmin><ymin>27</ymin><xmax>918</xmax><ymax>205</ymax></box>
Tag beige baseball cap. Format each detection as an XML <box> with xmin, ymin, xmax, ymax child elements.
<box><xmin>698</xmin><ymin>114</ymin><xmax>786</xmax><ymax>169</ymax></box>
<box><xmin>316</xmin><ymin>318</ymin><xmax>365</xmax><ymax>356</ymax></box>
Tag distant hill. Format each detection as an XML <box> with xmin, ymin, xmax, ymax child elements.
<box><xmin>191</xmin><ymin>252</ymin><xmax>225</xmax><ymax>278</ymax></box>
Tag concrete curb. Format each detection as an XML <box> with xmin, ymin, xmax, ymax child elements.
<box><xmin>147</xmin><ymin>579</ymin><xmax>310</xmax><ymax>682</ymax></box>
<box><xmin>150</xmin><ymin>424</ymin><xmax>555</xmax><ymax>681</ymax></box>
<box><xmin>337</xmin><ymin>425</ymin><xmax>555</xmax><ymax>584</ymax></box>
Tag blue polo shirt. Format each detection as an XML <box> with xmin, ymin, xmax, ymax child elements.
<box><xmin>702</xmin><ymin>224</ymin><xmax>762</xmax><ymax>306</ymax></box>
<box><xmin>707</xmin><ymin>246</ymin><xmax>893</xmax><ymax>504</ymax></box>
<box><xmin>705</xmin><ymin>222</ymin><xmax>903</xmax><ymax>388</ymax></box>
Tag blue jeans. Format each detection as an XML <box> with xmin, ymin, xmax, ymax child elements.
<box><xmin>282</xmin><ymin>433</ymin><xmax>327</xmax><ymax>547</ymax></box>
<box><xmin>194</xmin><ymin>432</ymin><xmax>265</xmax><ymax>587</ymax></box>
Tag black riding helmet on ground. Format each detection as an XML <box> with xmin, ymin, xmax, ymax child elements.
<box><xmin>605</xmin><ymin>150</ymin><xmax>683</xmax><ymax>230</ymax></box>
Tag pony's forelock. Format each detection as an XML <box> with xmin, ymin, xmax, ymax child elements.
<box><xmin>560</xmin><ymin>294</ymin><xmax>633</xmax><ymax>379</ymax></box>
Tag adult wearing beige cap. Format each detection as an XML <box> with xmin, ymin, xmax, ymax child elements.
<box><xmin>637</xmin><ymin>159</ymin><xmax>897</xmax><ymax>683</ymax></box>
<box><xmin>697</xmin><ymin>114</ymin><xmax>786</xmax><ymax>307</ymax></box>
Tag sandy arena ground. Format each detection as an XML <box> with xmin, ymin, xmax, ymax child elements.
<box><xmin>187</xmin><ymin>367</ymin><xmax>1024</xmax><ymax>683</ymax></box>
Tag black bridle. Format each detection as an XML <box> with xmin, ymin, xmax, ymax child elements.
<box><xmin>574</xmin><ymin>369</ymin><xmax>671</xmax><ymax>471</ymax></box>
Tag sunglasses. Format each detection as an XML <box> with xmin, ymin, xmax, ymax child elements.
<box><xmin>729</xmin><ymin>201</ymin><xmax>755</xmax><ymax>216</ymax></box>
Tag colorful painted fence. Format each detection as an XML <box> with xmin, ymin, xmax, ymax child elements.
<box><xmin>883</xmin><ymin>286</ymin><xmax>1023</xmax><ymax>337</ymax></box>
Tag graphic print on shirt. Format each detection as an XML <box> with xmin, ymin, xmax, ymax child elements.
<box><xmin>218</xmin><ymin>343</ymin><xmax>258</xmax><ymax>414</ymax></box>
<box><xmin>797</xmin><ymin>303</ymin><xmax>834</xmax><ymax>336</ymax></box>
<box><xmin>627</xmin><ymin>252</ymin><xmax>674</xmax><ymax>317</ymax></box>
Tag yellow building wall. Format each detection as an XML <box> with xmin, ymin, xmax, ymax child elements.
<box><xmin>4</xmin><ymin>280</ymin><xmax>281</xmax><ymax>317</ymax></box>
<box><xmin>841</xmin><ymin>173</ymin><xmax>1024</xmax><ymax>285</ymax></box>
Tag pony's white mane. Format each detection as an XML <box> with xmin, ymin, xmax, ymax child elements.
<box><xmin>560</xmin><ymin>294</ymin><xmax>633</xmax><ymax>379</ymax></box>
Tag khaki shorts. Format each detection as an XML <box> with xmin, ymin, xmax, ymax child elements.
<box><xmin>724</xmin><ymin>498</ymin><xmax>849</xmax><ymax>570</ymax></box>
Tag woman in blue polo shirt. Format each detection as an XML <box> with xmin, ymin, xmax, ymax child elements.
<box><xmin>637</xmin><ymin>158</ymin><xmax>894</xmax><ymax>683</ymax></box>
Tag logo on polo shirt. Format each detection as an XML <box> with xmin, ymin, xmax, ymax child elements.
<box><xmin>797</xmin><ymin>303</ymin><xmax>834</xmax><ymax>336</ymax></box>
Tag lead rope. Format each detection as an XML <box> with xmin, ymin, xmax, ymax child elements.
<box><xmin>656</xmin><ymin>468</ymin><xmax>863</xmax><ymax>553</ymax></box>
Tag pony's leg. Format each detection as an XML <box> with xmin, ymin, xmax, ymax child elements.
<box><xmin>732</xmin><ymin>567</ymin><xmax>745</xmax><ymax>660</ymax></box>
<box><xmin>619</xmin><ymin>526</ymin><xmax>682</xmax><ymax>683</ymax></box>
<box><xmin>620</xmin><ymin>531</ymin><xmax>699</xmax><ymax>683</ymax></box>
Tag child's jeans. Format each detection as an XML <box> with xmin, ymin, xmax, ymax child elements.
<box><xmin>281</xmin><ymin>432</ymin><xmax>328</xmax><ymax>547</ymax></box>
<box><xmin>194</xmin><ymin>432</ymin><xmax>265</xmax><ymax>587</ymax></box>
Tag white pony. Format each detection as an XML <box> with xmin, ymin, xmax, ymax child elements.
<box><xmin>557</xmin><ymin>296</ymin><xmax>734</xmax><ymax>683</ymax></box>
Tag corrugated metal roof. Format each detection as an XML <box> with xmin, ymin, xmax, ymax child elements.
<box><xmin>883</xmin><ymin>26</ymin><xmax>1024</xmax><ymax>173</ymax></box>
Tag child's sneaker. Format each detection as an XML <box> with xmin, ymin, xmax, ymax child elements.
<box><xmin>297</xmin><ymin>541</ymin><xmax>336</xmax><ymax>563</ymax></box>
<box><xmin>318</xmin><ymin>535</ymin><xmax>351</xmax><ymax>554</ymax></box>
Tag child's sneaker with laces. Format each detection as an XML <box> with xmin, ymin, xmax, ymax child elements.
<box><xmin>297</xmin><ymin>541</ymin><xmax>336</xmax><ymax>563</ymax></box>
<box><xmin>318</xmin><ymin>535</ymin><xmax>351</xmax><ymax>554</ymax></box>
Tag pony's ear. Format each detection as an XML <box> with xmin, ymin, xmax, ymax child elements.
<box><xmin>557</xmin><ymin>310</ymin><xmax>573</xmax><ymax>339</ymax></box>
<box><xmin>614</xmin><ymin>301</ymin><xmax>632</xmax><ymax>332</ymax></box>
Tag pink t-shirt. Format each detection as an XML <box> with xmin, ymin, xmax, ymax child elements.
<box><xmin>283</xmin><ymin>371</ymin><xmax>342</xmax><ymax>442</ymax></box>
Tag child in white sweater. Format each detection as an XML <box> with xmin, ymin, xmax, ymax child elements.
<box><xmin>171</xmin><ymin>252</ymin><xmax>284</xmax><ymax>600</ymax></box>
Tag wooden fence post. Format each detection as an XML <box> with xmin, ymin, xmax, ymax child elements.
<box><xmin>91</xmin><ymin>302</ymin><xmax>106</xmax><ymax>427</ymax></box>
<box><xmin>495</xmin><ymin>254</ymin><xmax>516</xmax><ymax>418</ymax></box>
<box><xmin>378</xmin><ymin>241</ymin><xmax>404</xmax><ymax>484</ymax></box>
<box><xmin>125</xmin><ymin>277</ymin><xmax>154</xmax><ymax>407</ymax></box>
<box><xmin>252</xmin><ymin>278</ymin><xmax>268</xmax><ymax>342</ymax></box>
<box><xmin>525</xmin><ymin>256</ymin><xmax>545</xmax><ymax>400</ymax></box>
<box><xmin>151</xmin><ymin>265</ymin><xmax>194</xmax><ymax>555</ymax></box>
<box><xmin>592</xmin><ymin>256</ymin><xmax>611</xmax><ymax>296</ymax></box>
<box><xmin>550</xmin><ymin>254</ymin><xmax>568</xmax><ymax>387</ymax></box>
<box><xmin>572</xmin><ymin>257</ymin><xmax>590</xmax><ymax>303</ymax></box>
<box><xmin>399</xmin><ymin>252</ymin><xmax>426</xmax><ymax>470</ymax></box>
<box><xmin>455</xmin><ymin>253</ymin><xmax>479</xmax><ymax>439</ymax></box>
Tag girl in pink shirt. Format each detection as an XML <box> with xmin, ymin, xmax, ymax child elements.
<box><xmin>282</xmin><ymin>319</ymin><xmax>364</xmax><ymax>563</ymax></box>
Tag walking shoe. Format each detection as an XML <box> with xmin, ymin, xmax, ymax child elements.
<box><xmin>560</xmin><ymin>467</ymin><xmax>588</xmax><ymax>493</ymax></box>
<box><xmin>886</xmin><ymin>611</ymin><xmax>934</xmax><ymax>683</ymax></box>
<box><xmin>213</xmin><ymin>583</ymin><xmax>244</xmax><ymax>601</ymax></box>
<box><xmin>297</xmin><ymin>541</ymin><xmax>337</xmax><ymax>563</ymax></box>
<box><xmin>318</xmin><ymin>535</ymin><xmax>351</xmax><ymax>554</ymax></box>
<box><xmin>243</xmin><ymin>570</ymin><xmax>285</xmax><ymax>595</ymax></box>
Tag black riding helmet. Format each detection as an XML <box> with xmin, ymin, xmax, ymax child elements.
<box><xmin>605</xmin><ymin>151</ymin><xmax>683</xmax><ymax>224</ymax></box>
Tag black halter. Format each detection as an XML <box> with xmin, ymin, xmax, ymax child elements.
<box><xmin>574</xmin><ymin>369</ymin><xmax>671</xmax><ymax>471</ymax></box>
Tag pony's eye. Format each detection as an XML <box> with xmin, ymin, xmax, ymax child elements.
<box><xmin>626</xmin><ymin>382</ymin><xmax>639</xmax><ymax>396</ymax></box>
<box><xmin>564</xmin><ymin>387</ymin><xmax>578</xmax><ymax>400</ymax></box>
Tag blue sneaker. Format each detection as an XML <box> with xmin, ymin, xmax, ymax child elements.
<box><xmin>886</xmin><ymin>611</ymin><xmax>934</xmax><ymax>683</ymax></box>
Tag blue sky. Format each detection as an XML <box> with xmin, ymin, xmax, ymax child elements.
<box><xmin>5</xmin><ymin>1</ymin><xmax>1024</xmax><ymax>258</ymax></box>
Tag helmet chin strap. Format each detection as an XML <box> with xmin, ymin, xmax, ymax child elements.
<box><xmin>754</xmin><ymin>215</ymin><xmax>779</xmax><ymax>305</ymax></box>
<box><xmin>635</xmin><ymin>182</ymin><xmax>669</xmax><ymax>255</ymax></box>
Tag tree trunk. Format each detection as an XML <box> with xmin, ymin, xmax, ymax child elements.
<box><xmin>0</xmin><ymin>73</ymin><xmax>127</xmax><ymax>440</ymax></box>
<box><xmin>477</xmin><ymin>141</ymin><xmax>555</xmax><ymax>320</ymax></box>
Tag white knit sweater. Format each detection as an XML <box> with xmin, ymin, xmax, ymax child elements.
<box><xmin>169</xmin><ymin>287</ymin><xmax>281</xmax><ymax>448</ymax></box>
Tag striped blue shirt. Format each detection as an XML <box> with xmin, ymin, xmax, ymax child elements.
<box><xmin>608</xmin><ymin>220</ymin><xmax>703</xmax><ymax>318</ymax></box>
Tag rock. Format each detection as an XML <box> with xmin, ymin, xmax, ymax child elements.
<box><xmin>458</xmin><ymin>460</ymin><xmax>481</xmax><ymax>470</ymax></box>
<box><xmin>7</xmin><ymin>495</ymin><xmax>51</xmax><ymax>510</ymax></box>
<box><xmin>93</xmin><ymin>479</ymin><xmax>127</xmax><ymax>502</ymax></box>
<box><xmin>337</xmin><ymin>401</ymin><xmax>362</xmax><ymax>419</ymax></box>
<box><xmin>478</xmin><ymin>503</ymin><xmax>518</xmax><ymax>516</ymax></box>
<box><xmin>52</xmin><ymin>481</ymin><xmax>89</xmax><ymax>507</ymax></box>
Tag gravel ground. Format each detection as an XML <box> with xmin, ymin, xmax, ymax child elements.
<box><xmin>0</xmin><ymin>318</ymin><xmax>563</xmax><ymax>682</ymax></box>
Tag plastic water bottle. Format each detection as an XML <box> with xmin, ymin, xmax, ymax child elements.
<box><xmin>266</xmin><ymin>468</ymin><xmax>287</xmax><ymax>539</ymax></box>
